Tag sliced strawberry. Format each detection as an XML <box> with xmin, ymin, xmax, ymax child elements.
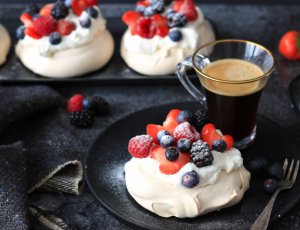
<box><xmin>162</xmin><ymin>109</ymin><xmax>181</xmax><ymax>134</ymax></box>
<box><xmin>179</xmin><ymin>0</ymin><xmax>198</xmax><ymax>21</ymax></box>
<box><xmin>57</xmin><ymin>19</ymin><xmax>76</xmax><ymax>36</ymax></box>
<box><xmin>173</xmin><ymin>122</ymin><xmax>199</xmax><ymax>142</ymax></box>
<box><xmin>128</xmin><ymin>135</ymin><xmax>153</xmax><ymax>158</ymax></box>
<box><xmin>201</xmin><ymin>123</ymin><xmax>216</xmax><ymax>143</ymax></box>
<box><xmin>146</xmin><ymin>124</ymin><xmax>164</xmax><ymax>144</ymax></box>
<box><xmin>173</xmin><ymin>0</ymin><xmax>184</xmax><ymax>12</ymax></box>
<box><xmin>24</xmin><ymin>27</ymin><xmax>42</xmax><ymax>39</ymax></box>
<box><xmin>72</xmin><ymin>0</ymin><xmax>88</xmax><ymax>16</ymax></box>
<box><xmin>150</xmin><ymin>146</ymin><xmax>190</xmax><ymax>175</ymax></box>
<box><xmin>156</xmin><ymin>26</ymin><xmax>169</xmax><ymax>37</ymax></box>
<box><xmin>222</xmin><ymin>135</ymin><xmax>234</xmax><ymax>150</ymax></box>
<box><xmin>20</xmin><ymin>13</ymin><xmax>33</xmax><ymax>28</ymax></box>
<box><xmin>137</xmin><ymin>0</ymin><xmax>150</xmax><ymax>7</ymax></box>
<box><xmin>33</xmin><ymin>16</ymin><xmax>56</xmax><ymax>37</ymax></box>
<box><xmin>122</xmin><ymin>11</ymin><xmax>142</xmax><ymax>27</ymax></box>
<box><xmin>152</xmin><ymin>14</ymin><xmax>169</xmax><ymax>37</ymax></box>
<box><xmin>39</xmin><ymin>4</ymin><xmax>53</xmax><ymax>16</ymax></box>
<box><xmin>84</xmin><ymin>0</ymin><xmax>98</xmax><ymax>7</ymax></box>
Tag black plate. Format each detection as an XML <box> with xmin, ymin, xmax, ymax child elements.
<box><xmin>0</xmin><ymin>4</ymin><xmax>216</xmax><ymax>85</ymax></box>
<box><xmin>85</xmin><ymin>102</ymin><xmax>300</xmax><ymax>230</ymax></box>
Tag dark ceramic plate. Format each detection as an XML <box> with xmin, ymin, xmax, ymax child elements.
<box><xmin>85</xmin><ymin>102</ymin><xmax>300</xmax><ymax>230</ymax></box>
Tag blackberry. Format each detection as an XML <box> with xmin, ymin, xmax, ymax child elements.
<box><xmin>93</xmin><ymin>96</ymin><xmax>110</xmax><ymax>115</ymax></box>
<box><xmin>190</xmin><ymin>140</ymin><xmax>214</xmax><ymax>168</ymax></box>
<box><xmin>51</xmin><ymin>1</ymin><xmax>69</xmax><ymax>19</ymax></box>
<box><xmin>168</xmin><ymin>13</ymin><xmax>187</xmax><ymax>28</ymax></box>
<box><xmin>69</xmin><ymin>111</ymin><xmax>94</xmax><ymax>128</ymax></box>
<box><xmin>194</xmin><ymin>109</ymin><xmax>208</xmax><ymax>131</ymax></box>
<box><xmin>23</xmin><ymin>3</ymin><xmax>40</xmax><ymax>15</ymax></box>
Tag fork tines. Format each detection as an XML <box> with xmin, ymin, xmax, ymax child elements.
<box><xmin>282</xmin><ymin>159</ymin><xmax>300</xmax><ymax>184</ymax></box>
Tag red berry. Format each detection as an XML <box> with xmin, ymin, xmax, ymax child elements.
<box><xmin>135</xmin><ymin>17</ymin><xmax>156</xmax><ymax>39</ymax></box>
<box><xmin>137</xmin><ymin>0</ymin><xmax>150</xmax><ymax>7</ymax></box>
<box><xmin>25</xmin><ymin>27</ymin><xmax>42</xmax><ymax>39</ymax></box>
<box><xmin>146</xmin><ymin>124</ymin><xmax>164</xmax><ymax>145</ymax></box>
<box><xmin>33</xmin><ymin>16</ymin><xmax>57</xmax><ymax>37</ymax></box>
<box><xmin>20</xmin><ymin>13</ymin><xmax>34</xmax><ymax>28</ymax></box>
<box><xmin>122</xmin><ymin>11</ymin><xmax>142</xmax><ymax>27</ymax></box>
<box><xmin>128</xmin><ymin>135</ymin><xmax>153</xmax><ymax>158</ymax></box>
<box><xmin>57</xmin><ymin>19</ymin><xmax>76</xmax><ymax>36</ymax></box>
<box><xmin>162</xmin><ymin>109</ymin><xmax>181</xmax><ymax>135</ymax></box>
<box><xmin>173</xmin><ymin>122</ymin><xmax>199</xmax><ymax>142</ymax></box>
<box><xmin>222</xmin><ymin>135</ymin><xmax>234</xmax><ymax>150</ymax></box>
<box><xmin>150</xmin><ymin>145</ymin><xmax>190</xmax><ymax>174</ymax></box>
<box><xmin>72</xmin><ymin>0</ymin><xmax>88</xmax><ymax>16</ymax></box>
<box><xmin>173</xmin><ymin>0</ymin><xmax>184</xmax><ymax>12</ymax></box>
<box><xmin>179</xmin><ymin>0</ymin><xmax>198</xmax><ymax>21</ymax></box>
<box><xmin>39</xmin><ymin>4</ymin><xmax>53</xmax><ymax>16</ymax></box>
<box><xmin>67</xmin><ymin>94</ymin><xmax>84</xmax><ymax>112</ymax></box>
<box><xmin>152</xmin><ymin>14</ymin><xmax>169</xmax><ymax>37</ymax></box>
<box><xmin>84</xmin><ymin>0</ymin><xmax>98</xmax><ymax>7</ymax></box>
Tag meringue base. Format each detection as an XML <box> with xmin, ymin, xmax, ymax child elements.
<box><xmin>120</xmin><ymin>20</ymin><xmax>215</xmax><ymax>76</ymax></box>
<box><xmin>125</xmin><ymin>164</ymin><xmax>250</xmax><ymax>218</ymax></box>
<box><xmin>0</xmin><ymin>24</ymin><xmax>11</xmax><ymax>65</ymax></box>
<box><xmin>15</xmin><ymin>30</ymin><xmax>114</xmax><ymax>78</ymax></box>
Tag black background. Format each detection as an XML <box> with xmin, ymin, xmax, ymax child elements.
<box><xmin>0</xmin><ymin>0</ymin><xmax>299</xmax><ymax>4</ymax></box>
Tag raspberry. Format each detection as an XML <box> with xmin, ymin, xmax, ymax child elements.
<box><xmin>33</xmin><ymin>16</ymin><xmax>56</xmax><ymax>37</ymax></box>
<box><xmin>173</xmin><ymin>122</ymin><xmax>199</xmax><ymax>142</ymax></box>
<box><xmin>135</xmin><ymin>17</ymin><xmax>156</xmax><ymax>39</ymax></box>
<box><xmin>69</xmin><ymin>111</ymin><xmax>94</xmax><ymax>128</ymax></box>
<box><xmin>190</xmin><ymin>140</ymin><xmax>214</xmax><ymax>168</ymax></box>
<box><xmin>57</xmin><ymin>19</ymin><xmax>76</xmax><ymax>36</ymax></box>
<box><xmin>67</xmin><ymin>94</ymin><xmax>84</xmax><ymax>112</ymax></box>
<box><xmin>128</xmin><ymin>135</ymin><xmax>153</xmax><ymax>158</ymax></box>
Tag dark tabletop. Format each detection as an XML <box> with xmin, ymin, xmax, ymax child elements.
<box><xmin>1</xmin><ymin>2</ymin><xmax>300</xmax><ymax>230</ymax></box>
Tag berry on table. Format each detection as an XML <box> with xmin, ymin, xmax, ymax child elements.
<box><xmin>69</xmin><ymin>111</ymin><xmax>94</xmax><ymax>128</ymax></box>
<box><xmin>182</xmin><ymin>171</ymin><xmax>199</xmax><ymax>188</ymax></box>
<box><xmin>190</xmin><ymin>140</ymin><xmax>214</xmax><ymax>168</ymax></box>
<box><xmin>212</xmin><ymin>139</ymin><xmax>227</xmax><ymax>153</ymax></box>
<box><xmin>51</xmin><ymin>1</ymin><xmax>69</xmax><ymax>19</ymax></box>
<box><xmin>165</xmin><ymin>147</ymin><xmax>179</xmax><ymax>161</ymax></box>
<box><xmin>249</xmin><ymin>157</ymin><xmax>268</xmax><ymax>177</ymax></box>
<box><xmin>263</xmin><ymin>178</ymin><xmax>278</xmax><ymax>193</ymax></box>
<box><xmin>159</xmin><ymin>135</ymin><xmax>174</xmax><ymax>148</ymax></box>
<box><xmin>93</xmin><ymin>96</ymin><xmax>110</xmax><ymax>115</ymax></box>
<box><xmin>128</xmin><ymin>135</ymin><xmax>153</xmax><ymax>158</ymax></box>
<box><xmin>169</xmin><ymin>28</ymin><xmax>183</xmax><ymax>42</ymax></box>
<box><xmin>33</xmin><ymin>16</ymin><xmax>57</xmax><ymax>37</ymax></box>
<box><xmin>194</xmin><ymin>109</ymin><xmax>208</xmax><ymax>131</ymax></box>
<box><xmin>86</xmin><ymin>7</ymin><xmax>99</xmax><ymax>18</ymax></box>
<box><xmin>267</xmin><ymin>163</ymin><xmax>283</xmax><ymax>180</ymax></box>
<box><xmin>177</xmin><ymin>138</ymin><xmax>192</xmax><ymax>153</ymax></box>
<box><xmin>157</xmin><ymin>130</ymin><xmax>170</xmax><ymax>142</ymax></box>
<box><xmin>80</xmin><ymin>14</ymin><xmax>92</xmax><ymax>28</ymax></box>
<box><xmin>67</xmin><ymin>94</ymin><xmax>84</xmax><ymax>112</ymax></box>
<box><xmin>16</xmin><ymin>25</ymin><xmax>26</xmax><ymax>40</ymax></box>
<box><xmin>177</xmin><ymin>110</ymin><xmax>194</xmax><ymax>124</ymax></box>
<box><xmin>82</xmin><ymin>96</ymin><xmax>96</xmax><ymax>112</ymax></box>
<box><xmin>57</xmin><ymin>19</ymin><xmax>76</xmax><ymax>36</ymax></box>
<box><xmin>49</xmin><ymin>32</ymin><xmax>62</xmax><ymax>45</ymax></box>
<box><xmin>167</xmin><ymin>12</ymin><xmax>187</xmax><ymax>28</ymax></box>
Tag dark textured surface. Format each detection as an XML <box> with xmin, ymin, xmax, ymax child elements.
<box><xmin>85</xmin><ymin>103</ymin><xmax>300</xmax><ymax>230</ymax></box>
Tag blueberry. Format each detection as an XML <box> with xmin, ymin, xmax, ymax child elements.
<box><xmin>249</xmin><ymin>157</ymin><xmax>268</xmax><ymax>177</ymax></box>
<box><xmin>86</xmin><ymin>7</ymin><xmax>99</xmax><ymax>18</ymax></box>
<box><xmin>49</xmin><ymin>32</ymin><xmax>62</xmax><ymax>45</ymax></box>
<box><xmin>212</xmin><ymin>140</ymin><xmax>227</xmax><ymax>153</ymax></box>
<box><xmin>80</xmin><ymin>15</ymin><xmax>92</xmax><ymax>28</ymax></box>
<box><xmin>51</xmin><ymin>1</ymin><xmax>69</xmax><ymax>19</ymax></box>
<box><xmin>166</xmin><ymin>9</ymin><xmax>176</xmax><ymax>19</ymax></box>
<box><xmin>16</xmin><ymin>25</ymin><xmax>25</xmax><ymax>40</ymax></box>
<box><xmin>168</xmin><ymin>12</ymin><xmax>187</xmax><ymax>28</ymax></box>
<box><xmin>82</xmin><ymin>96</ymin><xmax>97</xmax><ymax>112</ymax></box>
<box><xmin>267</xmin><ymin>163</ymin><xmax>283</xmax><ymax>180</ymax></box>
<box><xmin>177</xmin><ymin>138</ymin><xmax>192</xmax><ymax>153</ymax></box>
<box><xmin>182</xmin><ymin>171</ymin><xmax>199</xmax><ymax>188</ymax></box>
<box><xmin>157</xmin><ymin>130</ymin><xmax>170</xmax><ymax>142</ymax></box>
<box><xmin>263</xmin><ymin>178</ymin><xmax>278</xmax><ymax>193</ymax></box>
<box><xmin>177</xmin><ymin>110</ymin><xmax>195</xmax><ymax>124</ymax></box>
<box><xmin>160</xmin><ymin>135</ymin><xmax>174</xmax><ymax>148</ymax></box>
<box><xmin>144</xmin><ymin>6</ymin><xmax>156</xmax><ymax>17</ymax></box>
<box><xmin>169</xmin><ymin>29</ymin><xmax>183</xmax><ymax>42</ymax></box>
<box><xmin>165</xmin><ymin>147</ymin><xmax>179</xmax><ymax>161</ymax></box>
<box><xmin>64</xmin><ymin>0</ymin><xmax>72</xmax><ymax>8</ymax></box>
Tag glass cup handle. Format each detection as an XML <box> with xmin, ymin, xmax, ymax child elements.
<box><xmin>176</xmin><ymin>56</ymin><xmax>207</xmax><ymax>109</ymax></box>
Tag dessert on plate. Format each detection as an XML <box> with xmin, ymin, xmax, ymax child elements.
<box><xmin>121</xmin><ymin>0</ymin><xmax>215</xmax><ymax>76</ymax></box>
<box><xmin>125</xmin><ymin>109</ymin><xmax>250</xmax><ymax>218</ymax></box>
<box><xmin>0</xmin><ymin>24</ymin><xmax>11</xmax><ymax>65</ymax></box>
<box><xmin>15</xmin><ymin>0</ymin><xmax>114</xmax><ymax>78</ymax></box>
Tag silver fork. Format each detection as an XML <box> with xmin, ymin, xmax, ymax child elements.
<box><xmin>250</xmin><ymin>159</ymin><xmax>299</xmax><ymax>230</ymax></box>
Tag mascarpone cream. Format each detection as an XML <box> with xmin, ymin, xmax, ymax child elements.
<box><xmin>0</xmin><ymin>24</ymin><xmax>11</xmax><ymax>65</ymax></box>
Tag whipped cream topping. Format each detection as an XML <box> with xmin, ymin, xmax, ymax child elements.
<box><xmin>125</xmin><ymin>148</ymin><xmax>243</xmax><ymax>189</ymax></box>
<box><xmin>19</xmin><ymin>6</ymin><xmax>106</xmax><ymax>57</ymax></box>
<box><xmin>123</xmin><ymin>7</ymin><xmax>205</xmax><ymax>55</ymax></box>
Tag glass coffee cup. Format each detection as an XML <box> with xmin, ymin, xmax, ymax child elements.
<box><xmin>177</xmin><ymin>39</ymin><xmax>275</xmax><ymax>149</ymax></box>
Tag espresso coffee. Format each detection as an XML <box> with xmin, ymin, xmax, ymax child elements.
<box><xmin>201</xmin><ymin>59</ymin><xmax>264</xmax><ymax>141</ymax></box>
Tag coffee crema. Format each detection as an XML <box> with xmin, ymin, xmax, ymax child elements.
<box><xmin>200</xmin><ymin>58</ymin><xmax>264</xmax><ymax>96</ymax></box>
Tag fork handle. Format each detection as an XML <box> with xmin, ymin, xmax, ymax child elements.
<box><xmin>250</xmin><ymin>189</ymin><xmax>281</xmax><ymax>230</ymax></box>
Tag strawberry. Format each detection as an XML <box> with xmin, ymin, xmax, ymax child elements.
<box><xmin>150</xmin><ymin>146</ymin><xmax>190</xmax><ymax>174</ymax></box>
<box><xmin>57</xmin><ymin>19</ymin><xmax>76</xmax><ymax>36</ymax></box>
<box><xmin>146</xmin><ymin>124</ymin><xmax>164</xmax><ymax>145</ymax></box>
<box><xmin>201</xmin><ymin>123</ymin><xmax>234</xmax><ymax>150</ymax></box>
<box><xmin>84</xmin><ymin>0</ymin><xmax>98</xmax><ymax>7</ymax></box>
<box><xmin>72</xmin><ymin>0</ymin><xmax>88</xmax><ymax>16</ymax></box>
<box><xmin>179</xmin><ymin>0</ymin><xmax>198</xmax><ymax>21</ymax></box>
<box><xmin>25</xmin><ymin>27</ymin><xmax>42</xmax><ymax>39</ymax></box>
<box><xmin>137</xmin><ymin>1</ymin><xmax>150</xmax><ymax>7</ymax></box>
<box><xmin>173</xmin><ymin>122</ymin><xmax>200</xmax><ymax>142</ymax></box>
<box><xmin>39</xmin><ymin>4</ymin><xmax>53</xmax><ymax>16</ymax></box>
<box><xmin>162</xmin><ymin>109</ymin><xmax>181</xmax><ymax>135</ymax></box>
<box><xmin>67</xmin><ymin>94</ymin><xmax>84</xmax><ymax>112</ymax></box>
<box><xmin>152</xmin><ymin>14</ymin><xmax>169</xmax><ymax>37</ymax></box>
<box><xmin>33</xmin><ymin>16</ymin><xmax>56</xmax><ymax>37</ymax></box>
<box><xmin>173</xmin><ymin>0</ymin><xmax>184</xmax><ymax>12</ymax></box>
<box><xmin>135</xmin><ymin>17</ymin><xmax>156</xmax><ymax>39</ymax></box>
<box><xmin>128</xmin><ymin>135</ymin><xmax>153</xmax><ymax>158</ymax></box>
<box><xmin>20</xmin><ymin>13</ymin><xmax>33</xmax><ymax>28</ymax></box>
<box><xmin>122</xmin><ymin>11</ymin><xmax>142</xmax><ymax>27</ymax></box>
